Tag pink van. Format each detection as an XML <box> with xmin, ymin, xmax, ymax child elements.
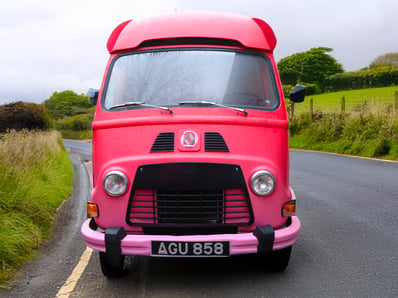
<box><xmin>81</xmin><ymin>11</ymin><xmax>306</xmax><ymax>277</ymax></box>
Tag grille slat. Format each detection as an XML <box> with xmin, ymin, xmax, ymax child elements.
<box><xmin>204</xmin><ymin>132</ymin><xmax>229</xmax><ymax>152</ymax></box>
<box><xmin>150</xmin><ymin>132</ymin><xmax>175</xmax><ymax>152</ymax></box>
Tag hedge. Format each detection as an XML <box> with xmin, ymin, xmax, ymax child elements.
<box><xmin>56</xmin><ymin>113</ymin><xmax>93</xmax><ymax>131</ymax></box>
<box><xmin>323</xmin><ymin>68</ymin><xmax>398</xmax><ymax>92</ymax></box>
<box><xmin>0</xmin><ymin>102</ymin><xmax>53</xmax><ymax>133</ymax></box>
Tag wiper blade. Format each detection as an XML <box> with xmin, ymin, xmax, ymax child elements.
<box><xmin>179</xmin><ymin>101</ymin><xmax>248</xmax><ymax>116</ymax></box>
<box><xmin>109</xmin><ymin>101</ymin><xmax>173</xmax><ymax>114</ymax></box>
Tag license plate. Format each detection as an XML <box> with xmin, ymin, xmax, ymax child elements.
<box><xmin>151</xmin><ymin>241</ymin><xmax>230</xmax><ymax>257</ymax></box>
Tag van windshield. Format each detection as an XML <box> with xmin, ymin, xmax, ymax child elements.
<box><xmin>103</xmin><ymin>49</ymin><xmax>279</xmax><ymax>110</ymax></box>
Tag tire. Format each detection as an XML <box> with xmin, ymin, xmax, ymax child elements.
<box><xmin>268</xmin><ymin>246</ymin><xmax>292</xmax><ymax>272</ymax></box>
<box><xmin>99</xmin><ymin>252</ymin><xmax>126</xmax><ymax>278</ymax></box>
<box><xmin>256</xmin><ymin>246</ymin><xmax>292</xmax><ymax>272</ymax></box>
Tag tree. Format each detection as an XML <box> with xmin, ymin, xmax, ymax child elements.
<box><xmin>45</xmin><ymin>90</ymin><xmax>92</xmax><ymax>119</ymax></box>
<box><xmin>369</xmin><ymin>52</ymin><xmax>398</xmax><ymax>69</ymax></box>
<box><xmin>277</xmin><ymin>47</ymin><xmax>344</xmax><ymax>89</ymax></box>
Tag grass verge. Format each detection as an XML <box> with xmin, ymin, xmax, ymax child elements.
<box><xmin>59</xmin><ymin>129</ymin><xmax>92</xmax><ymax>140</ymax></box>
<box><xmin>289</xmin><ymin>112</ymin><xmax>398</xmax><ymax>160</ymax></box>
<box><xmin>0</xmin><ymin>130</ymin><xmax>73</xmax><ymax>288</ymax></box>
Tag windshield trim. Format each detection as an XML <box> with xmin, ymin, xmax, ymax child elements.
<box><xmin>101</xmin><ymin>47</ymin><xmax>280</xmax><ymax>112</ymax></box>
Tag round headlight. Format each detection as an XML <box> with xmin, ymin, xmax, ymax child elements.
<box><xmin>103</xmin><ymin>171</ymin><xmax>128</xmax><ymax>196</ymax></box>
<box><xmin>250</xmin><ymin>170</ymin><xmax>276</xmax><ymax>196</ymax></box>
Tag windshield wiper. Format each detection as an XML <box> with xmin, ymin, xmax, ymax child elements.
<box><xmin>178</xmin><ymin>101</ymin><xmax>248</xmax><ymax>116</ymax></box>
<box><xmin>109</xmin><ymin>101</ymin><xmax>173</xmax><ymax>114</ymax></box>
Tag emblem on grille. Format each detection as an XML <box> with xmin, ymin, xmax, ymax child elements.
<box><xmin>181</xmin><ymin>131</ymin><xmax>198</xmax><ymax>147</ymax></box>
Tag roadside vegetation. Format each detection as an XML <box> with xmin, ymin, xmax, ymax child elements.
<box><xmin>0</xmin><ymin>130</ymin><xmax>73</xmax><ymax>287</ymax></box>
<box><xmin>45</xmin><ymin>90</ymin><xmax>94</xmax><ymax>139</ymax></box>
<box><xmin>0</xmin><ymin>92</ymin><xmax>91</xmax><ymax>287</ymax></box>
<box><xmin>288</xmin><ymin>86</ymin><xmax>398</xmax><ymax>160</ymax></box>
<box><xmin>279</xmin><ymin>50</ymin><xmax>398</xmax><ymax>161</ymax></box>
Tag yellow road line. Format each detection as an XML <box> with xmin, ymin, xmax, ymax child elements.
<box><xmin>56</xmin><ymin>247</ymin><xmax>93</xmax><ymax>297</ymax></box>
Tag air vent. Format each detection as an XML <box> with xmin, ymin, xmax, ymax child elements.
<box><xmin>205</xmin><ymin>132</ymin><xmax>229</xmax><ymax>152</ymax></box>
<box><xmin>150</xmin><ymin>133</ymin><xmax>175</xmax><ymax>152</ymax></box>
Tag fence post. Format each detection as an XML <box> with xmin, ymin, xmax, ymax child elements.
<box><xmin>341</xmin><ymin>96</ymin><xmax>345</xmax><ymax>113</ymax></box>
<box><xmin>309</xmin><ymin>98</ymin><xmax>313</xmax><ymax>122</ymax></box>
<box><xmin>290</xmin><ymin>101</ymin><xmax>295</xmax><ymax>118</ymax></box>
<box><xmin>394</xmin><ymin>91</ymin><xmax>398</xmax><ymax>117</ymax></box>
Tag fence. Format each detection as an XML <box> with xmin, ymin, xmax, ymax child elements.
<box><xmin>289</xmin><ymin>90</ymin><xmax>398</xmax><ymax>120</ymax></box>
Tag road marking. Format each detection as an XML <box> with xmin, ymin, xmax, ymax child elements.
<box><xmin>58</xmin><ymin>145</ymin><xmax>94</xmax><ymax>297</ymax></box>
<box><xmin>56</xmin><ymin>246</ymin><xmax>93</xmax><ymax>297</ymax></box>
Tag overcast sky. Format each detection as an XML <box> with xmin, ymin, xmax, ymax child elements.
<box><xmin>1</xmin><ymin>0</ymin><xmax>397</xmax><ymax>104</ymax></box>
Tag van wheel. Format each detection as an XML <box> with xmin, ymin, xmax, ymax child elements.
<box><xmin>257</xmin><ymin>246</ymin><xmax>292</xmax><ymax>272</ymax></box>
<box><xmin>268</xmin><ymin>246</ymin><xmax>292</xmax><ymax>272</ymax></box>
<box><xmin>99</xmin><ymin>252</ymin><xmax>126</xmax><ymax>278</ymax></box>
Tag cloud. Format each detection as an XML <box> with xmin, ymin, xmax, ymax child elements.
<box><xmin>0</xmin><ymin>0</ymin><xmax>397</xmax><ymax>104</ymax></box>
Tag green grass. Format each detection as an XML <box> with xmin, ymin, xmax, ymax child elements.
<box><xmin>0</xmin><ymin>130</ymin><xmax>73</xmax><ymax>288</ymax></box>
<box><xmin>59</xmin><ymin>129</ymin><xmax>92</xmax><ymax>140</ymax></box>
<box><xmin>293</xmin><ymin>86</ymin><xmax>398</xmax><ymax>115</ymax></box>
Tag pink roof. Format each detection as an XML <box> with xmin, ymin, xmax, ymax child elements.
<box><xmin>107</xmin><ymin>12</ymin><xmax>277</xmax><ymax>53</ymax></box>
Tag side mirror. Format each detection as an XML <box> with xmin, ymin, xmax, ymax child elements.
<box><xmin>87</xmin><ymin>88</ymin><xmax>99</xmax><ymax>105</ymax></box>
<box><xmin>289</xmin><ymin>84</ymin><xmax>306</xmax><ymax>103</ymax></box>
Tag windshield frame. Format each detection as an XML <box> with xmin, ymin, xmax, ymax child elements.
<box><xmin>101</xmin><ymin>47</ymin><xmax>280</xmax><ymax>112</ymax></box>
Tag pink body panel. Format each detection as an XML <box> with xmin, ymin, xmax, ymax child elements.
<box><xmin>90</xmin><ymin>110</ymin><xmax>290</xmax><ymax>232</ymax></box>
<box><xmin>107</xmin><ymin>12</ymin><xmax>276</xmax><ymax>53</ymax></box>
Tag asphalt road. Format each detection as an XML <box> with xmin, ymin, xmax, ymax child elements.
<box><xmin>3</xmin><ymin>143</ymin><xmax>397</xmax><ymax>297</ymax></box>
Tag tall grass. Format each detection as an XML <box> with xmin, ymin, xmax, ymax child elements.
<box><xmin>0</xmin><ymin>130</ymin><xmax>73</xmax><ymax>287</ymax></box>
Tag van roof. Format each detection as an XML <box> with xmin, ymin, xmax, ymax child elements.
<box><xmin>107</xmin><ymin>12</ymin><xmax>277</xmax><ymax>53</ymax></box>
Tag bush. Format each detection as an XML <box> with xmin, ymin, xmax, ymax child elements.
<box><xmin>0</xmin><ymin>102</ymin><xmax>53</xmax><ymax>133</ymax></box>
<box><xmin>55</xmin><ymin>109</ymin><xmax>94</xmax><ymax>139</ymax></box>
<box><xmin>56</xmin><ymin>113</ymin><xmax>93</xmax><ymax>131</ymax></box>
<box><xmin>45</xmin><ymin>90</ymin><xmax>92</xmax><ymax>119</ymax></box>
<box><xmin>301</xmin><ymin>83</ymin><xmax>321</xmax><ymax>95</ymax></box>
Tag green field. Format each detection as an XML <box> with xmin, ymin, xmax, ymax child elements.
<box><xmin>293</xmin><ymin>86</ymin><xmax>398</xmax><ymax>115</ymax></box>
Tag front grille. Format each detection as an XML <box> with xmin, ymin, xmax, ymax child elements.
<box><xmin>128</xmin><ymin>189</ymin><xmax>251</xmax><ymax>225</ymax></box>
<box><xmin>126</xmin><ymin>163</ymin><xmax>253</xmax><ymax>228</ymax></box>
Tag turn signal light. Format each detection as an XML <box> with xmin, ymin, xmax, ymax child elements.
<box><xmin>282</xmin><ymin>200</ymin><xmax>296</xmax><ymax>217</ymax></box>
<box><xmin>87</xmin><ymin>202</ymin><xmax>99</xmax><ymax>218</ymax></box>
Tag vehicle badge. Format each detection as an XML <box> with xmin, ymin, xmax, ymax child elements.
<box><xmin>181</xmin><ymin>131</ymin><xmax>198</xmax><ymax>147</ymax></box>
<box><xmin>178</xmin><ymin>130</ymin><xmax>200</xmax><ymax>151</ymax></box>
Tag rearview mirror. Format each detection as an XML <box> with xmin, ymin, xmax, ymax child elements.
<box><xmin>289</xmin><ymin>84</ymin><xmax>306</xmax><ymax>103</ymax></box>
<box><xmin>87</xmin><ymin>88</ymin><xmax>99</xmax><ymax>105</ymax></box>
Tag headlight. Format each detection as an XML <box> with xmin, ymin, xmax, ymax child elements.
<box><xmin>103</xmin><ymin>171</ymin><xmax>128</xmax><ymax>196</ymax></box>
<box><xmin>250</xmin><ymin>170</ymin><xmax>276</xmax><ymax>196</ymax></box>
